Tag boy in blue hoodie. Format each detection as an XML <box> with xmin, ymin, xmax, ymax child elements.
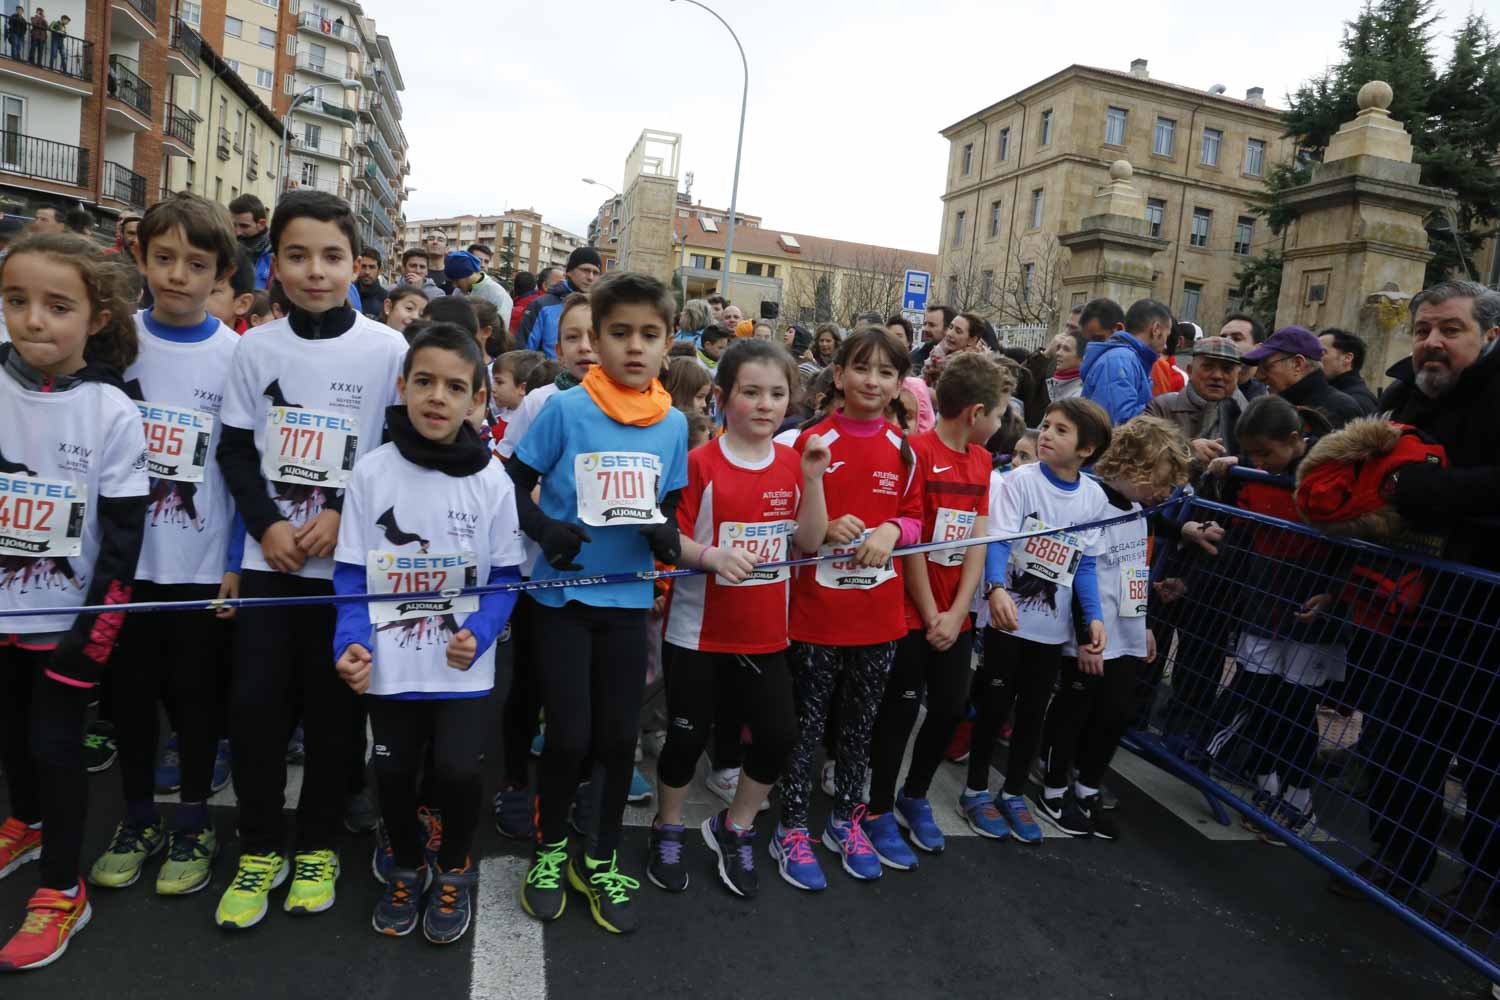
<box><xmin>1080</xmin><ymin>298</ymin><xmax>1172</xmax><ymax>424</ymax></box>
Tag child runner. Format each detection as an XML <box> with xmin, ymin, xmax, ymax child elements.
<box><xmin>213</xmin><ymin>190</ymin><xmax>406</xmax><ymax>929</ymax></box>
<box><xmin>206</xmin><ymin>246</ymin><xmax>257</xmax><ymax>335</ymax></box>
<box><xmin>245</xmin><ymin>290</ymin><xmax>273</xmax><ymax>329</ymax></box>
<box><xmin>511</xmin><ymin>273</ymin><xmax>686</xmax><ymax>934</ymax></box>
<box><xmin>865</xmin><ymin>353</ymin><xmax>1010</xmax><ymax>867</ymax></box>
<box><xmin>696</xmin><ymin>324</ymin><xmax>730</xmax><ymax>375</ymax></box>
<box><xmin>1037</xmin><ymin>416</ymin><xmax>1189</xmax><ymax>839</ymax></box>
<box><xmin>967</xmin><ymin>398</ymin><xmax>1112</xmax><ymax>843</ymax></box>
<box><xmin>332</xmin><ymin>324</ymin><xmax>525</xmax><ymax>943</ymax></box>
<box><xmin>772</xmin><ymin>327</ymin><xmax>922</xmax><ymax>890</ymax></box>
<box><xmin>650</xmin><ymin>339</ymin><xmax>830</xmax><ymax>898</ymax></box>
<box><xmin>489</xmin><ymin>349</ymin><xmax>543</xmax><ymax>444</ymax></box>
<box><xmin>0</xmin><ymin>235</ymin><xmax>149</xmax><ymax>971</ymax></box>
<box><xmin>383</xmin><ymin>285</ymin><xmax>427</xmax><ymax>337</ymax></box>
<box><xmin>88</xmin><ymin>194</ymin><xmax>242</xmax><ymax>897</ymax></box>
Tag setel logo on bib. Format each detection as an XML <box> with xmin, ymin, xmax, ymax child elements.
<box><xmin>574</xmin><ymin>452</ymin><xmax>663</xmax><ymax>527</ymax></box>
<box><xmin>0</xmin><ymin>472</ymin><xmax>86</xmax><ymax>558</ymax></box>
<box><xmin>137</xmin><ymin>401</ymin><xmax>214</xmax><ymax>483</ymax></box>
<box><xmin>366</xmin><ymin>550</ymin><xmax>479</xmax><ymax>624</ymax></box>
<box><xmin>263</xmin><ymin>406</ymin><xmax>358</xmax><ymax>488</ymax></box>
<box><xmin>1014</xmin><ymin>515</ymin><xmax>1084</xmax><ymax>589</ymax></box>
<box><xmin>927</xmin><ymin>507</ymin><xmax>977</xmax><ymax>567</ymax></box>
<box><xmin>717</xmin><ymin>519</ymin><xmax>795</xmax><ymax>587</ymax></box>
<box><xmin>1120</xmin><ymin>565</ymin><xmax>1150</xmax><ymax>617</ymax></box>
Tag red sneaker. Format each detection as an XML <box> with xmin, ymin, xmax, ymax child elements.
<box><xmin>0</xmin><ymin>882</ymin><xmax>92</xmax><ymax>971</ymax></box>
<box><xmin>944</xmin><ymin>720</ymin><xmax>972</xmax><ymax>763</ymax></box>
<box><xmin>0</xmin><ymin>818</ymin><xmax>42</xmax><ymax>881</ymax></box>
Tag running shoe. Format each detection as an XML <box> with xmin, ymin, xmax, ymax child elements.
<box><xmin>285</xmin><ymin>726</ymin><xmax>305</xmax><ymax>766</ymax></box>
<box><xmin>155</xmin><ymin>827</ymin><xmax>218</xmax><ymax>895</ymax></box>
<box><xmin>894</xmin><ymin>791</ymin><xmax>945</xmax><ymax>853</ymax></box>
<box><xmin>493</xmin><ymin>786</ymin><xmax>534</xmax><ymax>841</ymax></box>
<box><xmin>153</xmin><ymin>734</ymin><xmax>181</xmax><ymax>793</ymax></box>
<box><xmin>863</xmin><ymin>810</ymin><xmax>917</xmax><ymax>871</ymax></box>
<box><xmin>1259</xmin><ymin>799</ymin><xmax>1316</xmax><ymax>848</ymax></box>
<box><xmin>1241</xmin><ymin>788</ymin><xmax>1278</xmax><ymax>834</ymax></box>
<box><xmin>372</xmin><ymin>865</ymin><xmax>427</xmax><ymax>937</ymax></box>
<box><xmin>769</xmin><ymin>825</ymin><xmax>827</xmax><ymax>892</ymax></box>
<box><xmin>569</xmin><ymin>782</ymin><xmax>594</xmax><ymax>838</ymax></box>
<box><xmin>646</xmin><ymin>823</ymin><xmax>689</xmax><ymax>893</ymax></box>
<box><xmin>371</xmin><ymin>820</ymin><xmax>395</xmax><ymax>885</ymax></box>
<box><xmin>567</xmin><ymin>852</ymin><xmax>639</xmax><ymax>934</ymax></box>
<box><xmin>83</xmin><ymin>721</ymin><xmax>117</xmax><ymax>774</ymax></box>
<box><xmin>418</xmin><ymin>806</ymin><xmax>443</xmax><ymax>871</ymax></box>
<box><xmin>944</xmin><ymin>720</ymin><xmax>973</xmax><ymax>764</ymax></box>
<box><xmin>0</xmin><ymin>817</ymin><xmax>42</xmax><ymax>881</ymax></box>
<box><xmin>521</xmin><ymin>839</ymin><xmax>568</xmax><ymax>921</ymax></box>
<box><xmin>0</xmin><ymin>880</ymin><xmax>90</xmax><ymax>971</ymax></box>
<box><xmin>999</xmin><ymin>794</ymin><xmax>1043</xmax><ymax>844</ymax></box>
<box><xmin>215</xmin><ymin>852</ymin><xmax>288</xmax><ymax>929</ymax></box>
<box><xmin>820</xmin><ymin>760</ymin><xmax>836</xmax><ymax>797</ymax></box>
<box><xmin>424</xmin><ymin>862</ymin><xmax>478</xmax><ymax>944</ymax></box>
<box><xmin>529</xmin><ymin>728</ymin><xmax>545</xmax><ymax>758</ymax></box>
<box><xmin>1081</xmin><ymin>794</ymin><xmax>1119</xmax><ymax>841</ymax></box>
<box><xmin>1099</xmin><ymin>781</ymin><xmax>1119</xmax><ymax>811</ymax></box>
<box><xmin>821</xmin><ymin>805</ymin><xmax>882</xmax><ymax>881</ymax></box>
<box><xmin>702</xmin><ymin>811</ymin><xmax>758</xmax><ymax>899</ymax></box>
<box><xmin>209</xmin><ymin>739</ymin><xmax>232</xmax><ymax>795</ymax></box>
<box><xmin>1034</xmin><ymin>789</ymin><xmax>1068</xmax><ymax>824</ymax></box>
<box><xmin>627</xmin><ymin>767</ymin><xmax>653</xmax><ymax>805</ymax></box>
<box><xmin>343</xmin><ymin>787</ymin><xmax>379</xmax><ymax>834</ymax></box>
<box><xmin>1048</xmin><ymin>793</ymin><xmax>1093</xmax><ymax>838</ymax></box>
<box><xmin>958</xmin><ymin>790</ymin><xmax>1011</xmax><ymax>840</ymax></box>
<box><xmin>88</xmin><ymin>819</ymin><xmax>166</xmax><ymax>888</ymax></box>
<box><xmin>283</xmin><ymin>849</ymin><xmax>340</xmax><ymax>914</ymax></box>
<box><xmin>705</xmin><ymin>767</ymin><xmax>740</xmax><ymax>807</ymax></box>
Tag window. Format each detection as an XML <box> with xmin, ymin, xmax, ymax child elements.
<box><xmin>224</xmin><ymin>16</ymin><xmax>242</xmax><ymax>37</ymax></box>
<box><xmin>1146</xmin><ymin>198</ymin><xmax>1166</xmax><ymax>238</ymax></box>
<box><xmin>1029</xmin><ymin>188</ymin><xmax>1044</xmax><ymax>229</ymax></box>
<box><xmin>1181</xmin><ymin>282</ymin><xmax>1202</xmax><ymax>324</ymax></box>
<box><xmin>960</xmin><ymin>142</ymin><xmax>973</xmax><ymax>175</ymax></box>
<box><xmin>998</xmin><ymin>127</ymin><xmax>1010</xmax><ymax>161</ymax></box>
<box><xmin>765</xmin><ymin>265</ymin><xmax>777</xmax><ymax>279</ymax></box>
<box><xmin>1</xmin><ymin>95</ymin><xmax>25</xmax><ymax>170</ymax></box>
<box><xmin>1022</xmin><ymin>263</ymin><xmax>1035</xmax><ymax>302</ymax></box>
<box><xmin>226</xmin><ymin>58</ymin><xmax>239</xmax><ymax>73</ymax></box>
<box><xmin>980</xmin><ymin>269</ymin><xmax>993</xmax><ymax>301</ymax></box>
<box><xmin>256</xmin><ymin>68</ymin><xmax>273</xmax><ymax>89</ymax></box>
<box><xmin>690</xmin><ymin>254</ymin><xmax>706</xmax><ymax>269</ymax></box>
<box><xmin>300</xmin><ymin>161</ymin><xmax>317</xmax><ymax>186</ymax></box>
<box><xmin>1105</xmin><ymin>106</ymin><xmax>1127</xmax><ymax>145</ymax></box>
<box><xmin>284</xmin><ymin>74</ymin><xmax>294</xmax><ymax>95</ymax></box>
<box><xmin>947</xmin><ymin>275</ymin><xmax>959</xmax><ymax>302</ymax></box>
<box><xmin>952</xmin><ymin>209</ymin><xmax>965</xmax><ymax>248</ymax></box>
<box><xmin>214</xmin><ymin>177</ymin><xmax>222</xmax><ymax>201</ymax></box>
<box><xmin>744</xmin><ymin>261</ymin><xmax>764</xmax><ymax>277</ymax></box>
<box><xmin>309</xmin><ymin>43</ymin><xmax>327</xmax><ymax>68</ymax></box>
<box><xmin>1227</xmin><ymin>288</ymin><xmax>1244</xmax><ymax>315</ymax></box>
<box><xmin>1153</xmin><ymin>117</ymin><xmax>1175</xmax><ymax>156</ymax></box>
<box><xmin>261</xmin><ymin>26</ymin><xmax>277</xmax><ymax>47</ymax></box>
<box><xmin>1245</xmin><ymin>138</ymin><xmax>1266</xmax><ymax>177</ymax></box>
<box><xmin>708</xmin><ymin>257</ymin><xmax>722</xmax><ymax>271</ymax></box>
<box><xmin>988</xmin><ymin>200</ymin><xmax>1001</xmax><ymax>238</ymax></box>
<box><xmin>1234</xmin><ymin>216</ymin><xmax>1254</xmax><ymax>256</ymax></box>
<box><xmin>305</xmin><ymin>122</ymin><xmax>322</xmax><ymax>146</ymax></box>
<box><xmin>1190</xmin><ymin>208</ymin><xmax>1212</xmax><ymax>248</ymax></box>
<box><xmin>1039</xmin><ymin>109</ymin><xmax>1053</xmax><ymax>146</ymax></box>
<box><xmin>179</xmin><ymin>0</ymin><xmax>201</xmax><ymax>26</ymax></box>
<box><xmin>1201</xmin><ymin>127</ymin><xmax>1222</xmax><ymax>166</ymax></box>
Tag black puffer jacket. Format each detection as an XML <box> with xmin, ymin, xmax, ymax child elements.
<box><xmin>1329</xmin><ymin>370</ymin><xmax>1379</xmax><ymax>416</ymax></box>
<box><xmin>1278</xmin><ymin>368</ymin><xmax>1363</xmax><ymax>429</ymax></box>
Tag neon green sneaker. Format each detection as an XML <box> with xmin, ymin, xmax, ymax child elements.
<box><xmin>567</xmin><ymin>851</ymin><xmax>640</xmax><ymax>934</ymax></box>
<box><xmin>88</xmin><ymin>819</ymin><xmax>166</xmax><ymax>889</ymax></box>
<box><xmin>520</xmin><ymin>839</ymin><xmax>568</xmax><ymax>921</ymax></box>
<box><xmin>283</xmin><ymin>849</ymin><xmax>340</xmax><ymax>915</ymax></box>
<box><xmin>214</xmin><ymin>852</ymin><xmax>288</xmax><ymax>929</ymax></box>
<box><xmin>155</xmin><ymin>827</ymin><xmax>218</xmax><ymax>896</ymax></box>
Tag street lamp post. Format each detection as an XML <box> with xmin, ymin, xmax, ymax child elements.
<box><xmin>583</xmin><ymin>177</ymin><xmax>621</xmax><ymax>268</ymax></box>
<box><xmin>280</xmin><ymin>87</ymin><xmax>320</xmax><ymax>199</ymax></box>
<box><xmin>670</xmin><ymin>0</ymin><xmax>746</xmax><ymax>303</ymax></box>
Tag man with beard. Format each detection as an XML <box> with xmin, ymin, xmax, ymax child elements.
<box><xmin>228</xmin><ymin>194</ymin><xmax>274</xmax><ymax>289</ymax></box>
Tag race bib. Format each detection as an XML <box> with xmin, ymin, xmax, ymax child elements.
<box><xmin>574</xmin><ymin>452</ymin><xmax>663</xmax><ymax>527</ymax></box>
<box><xmin>262</xmin><ymin>406</ymin><xmax>358</xmax><ymax>488</ymax></box>
<box><xmin>138</xmin><ymin>401</ymin><xmax>213</xmax><ymax>483</ymax></box>
<box><xmin>1014</xmin><ymin>516</ymin><xmax>1083</xmax><ymax>589</ymax></box>
<box><xmin>1120</xmin><ymin>565</ymin><xmax>1151</xmax><ymax>618</ymax></box>
<box><xmin>366</xmin><ymin>550</ymin><xmax>479</xmax><ymax>625</ymax></box>
<box><xmin>927</xmin><ymin>507</ymin><xmax>977</xmax><ymax>567</ymax></box>
<box><xmin>716</xmin><ymin>519</ymin><xmax>795</xmax><ymax>587</ymax></box>
<box><xmin>0</xmin><ymin>472</ymin><xmax>86</xmax><ymax>558</ymax></box>
<box><xmin>815</xmin><ymin>529</ymin><xmax>897</xmax><ymax>591</ymax></box>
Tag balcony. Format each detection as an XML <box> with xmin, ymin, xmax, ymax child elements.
<box><xmin>358</xmin><ymin>128</ymin><xmax>395</xmax><ymax>178</ymax></box>
<box><xmin>163</xmin><ymin>102</ymin><xmax>195</xmax><ymax>155</ymax></box>
<box><xmin>366</xmin><ymin>95</ymin><xmax>398</xmax><ymax>147</ymax></box>
<box><xmin>297</xmin><ymin>10</ymin><xmax>358</xmax><ymax>47</ymax></box>
<box><xmin>373</xmin><ymin>69</ymin><xmax>401</xmax><ymax>118</ymax></box>
<box><xmin>295</xmin><ymin>132</ymin><xmax>349</xmax><ymax>163</ymax></box>
<box><xmin>110</xmin><ymin>0</ymin><xmax>156</xmax><ymax>39</ymax></box>
<box><xmin>216</xmin><ymin>126</ymin><xmax>230</xmax><ymax>161</ymax></box>
<box><xmin>167</xmin><ymin>18</ymin><xmax>201</xmax><ymax>77</ymax></box>
<box><xmin>364</xmin><ymin>162</ymin><xmax>396</xmax><ymax>208</ymax></box>
<box><xmin>102</xmin><ymin>160</ymin><xmax>146</xmax><ymax>209</ymax></box>
<box><xmin>0</xmin><ymin>31</ymin><xmax>93</xmax><ymax>87</ymax></box>
<box><xmin>0</xmin><ymin>130</ymin><xmax>89</xmax><ymax>189</ymax></box>
<box><xmin>296</xmin><ymin>97</ymin><xmax>357</xmax><ymax>127</ymax></box>
<box><xmin>105</xmin><ymin>56</ymin><xmax>151</xmax><ymax>130</ymax></box>
<box><xmin>294</xmin><ymin>51</ymin><xmax>356</xmax><ymax>84</ymax></box>
<box><xmin>288</xmin><ymin>174</ymin><xmax>350</xmax><ymax>200</ymax></box>
<box><xmin>372</xmin><ymin>206</ymin><xmax>395</xmax><ymax>237</ymax></box>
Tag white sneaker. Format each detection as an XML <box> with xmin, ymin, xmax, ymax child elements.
<box><xmin>705</xmin><ymin>767</ymin><xmax>740</xmax><ymax>806</ymax></box>
<box><xmin>821</xmin><ymin>760</ymin><xmax>836</xmax><ymax>798</ymax></box>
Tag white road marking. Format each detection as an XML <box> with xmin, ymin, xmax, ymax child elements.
<box><xmin>470</xmin><ymin>855</ymin><xmax>547</xmax><ymax>1000</ymax></box>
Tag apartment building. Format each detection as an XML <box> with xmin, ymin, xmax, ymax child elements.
<box><xmin>936</xmin><ymin>60</ymin><xmax>1294</xmax><ymax>328</ymax></box>
<box><xmin>401</xmin><ymin>210</ymin><xmax>585</xmax><ymax>277</ymax></box>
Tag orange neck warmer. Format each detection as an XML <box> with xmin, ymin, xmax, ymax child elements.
<box><xmin>581</xmin><ymin>364</ymin><xmax>673</xmax><ymax>427</ymax></box>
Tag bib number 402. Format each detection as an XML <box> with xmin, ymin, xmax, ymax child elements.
<box><xmin>0</xmin><ymin>496</ymin><xmax>53</xmax><ymax>532</ymax></box>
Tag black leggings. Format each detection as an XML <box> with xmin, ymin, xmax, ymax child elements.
<box><xmin>967</xmin><ymin>628</ymin><xmax>1061</xmax><ymax>797</ymax></box>
<box><xmin>1207</xmin><ymin>668</ymin><xmax>1324</xmax><ymax>790</ymax></box>
<box><xmin>657</xmin><ymin>646</ymin><xmax>796</xmax><ymax>789</ymax></box>
<box><xmin>368</xmin><ymin>695</ymin><xmax>487</xmax><ymax>871</ymax></box>
<box><xmin>1041</xmin><ymin>655</ymin><xmax>1142</xmax><ymax>790</ymax></box>
<box><xmin>0</xmin><ymin>644</ymin><xmax>93</xmax><ymax>889</ymax></box>
<box><xmin>500</xmin><ymin>593</ymin><xmax>541</xmax><ymax>789</ymax></box>
<box><xmin>112</xmin><ymin>582</ymin><xmax>230</xmax><ymax>811</ymax></box>
<box><xmin>868</xmin><ymin>628</ymin><xmax>974</xmax><ymax>813</ymax></box>
<box><xmin>533</xmin><ymin>601</ymin><xmax>647</xmax><ymax>857</ymax></box>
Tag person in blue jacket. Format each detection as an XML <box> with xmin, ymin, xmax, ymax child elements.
<box><xmin>521</xmin><ymin>246</ymin><xmax>603</xmax><ymax>357</ymax></box>
<box><xmin>1080</xmin><ymin>298</ymin><xmax>1173</xmax><ymax>424</ymax></box>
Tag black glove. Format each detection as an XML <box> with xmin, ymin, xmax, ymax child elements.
<box><xmin>536</xmin><ymin>518</ymin><xmax>591</xmax><ymax>571</ymax></box>
<box><xmin>639</xmin><ymin>518</ymin><xmax>682</xmax><ymax>564</ymax></box>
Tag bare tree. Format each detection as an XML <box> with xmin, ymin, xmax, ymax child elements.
<box><xmin>781</xmin><ymin>243</ymin><xmax>930</xmax><ymax>327</ymax></box>
<box><xmin>937</xmin><ymin>234</ymin><xmax>1066</xmax><ymax>331</ymax></box>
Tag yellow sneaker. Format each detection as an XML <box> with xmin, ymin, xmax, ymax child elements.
<box><xmin>214</xmin><ymin>852</ymin><xmax>288</xmax><ymax>929</ymax></box>
<box><xmin>283</xmin><ymin>849</ymin><xmax>339</xmax><ymax>915</ymax></box>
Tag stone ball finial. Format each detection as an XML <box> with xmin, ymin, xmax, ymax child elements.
<box><xmin>1358</xmin><ymin>80</ymin><xmax>1393</xmax><ymax>111</ymax></box>
<box><xmin>1109</xmin><ymin>159</ymin><xmax>1133</xmax><ymax>182</ymax></box>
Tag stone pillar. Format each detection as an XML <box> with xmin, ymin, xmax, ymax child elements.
<box><xmin>1355</xmin><ymin>285</ymin><xmax>1414</xmax><ymax>394</ymax></box>
<box><xmin>1274</xmin><ymin>81</ymin><xmax>1454</xmax><ymax>345</ymax></box>
<box><xmin>1058</xmin><ymin>160</ymin><xmax>1169</xmax><ymax>310</ymax></box>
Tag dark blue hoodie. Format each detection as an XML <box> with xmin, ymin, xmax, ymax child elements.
<box><xmin>1080</xmin><ymin>331</ymin><xmax>1156</xmax><ymax>424</ymax></box>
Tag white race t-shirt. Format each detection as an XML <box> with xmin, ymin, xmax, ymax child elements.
<box><xmin>334</xmin><ymin>443</ymin><xmax>526</xmax><ymax>696</ymax></box>
<box><xmin>1062</xmin><ymin>497</ymin><xmax>1149</xmax><ymax>660</ymax></box>
<box><xmin>0</xmin><ymin>371</ymin><xmax>149</xmax><ymax>634</ymax></box>
<box><xmin>494</xmin><ymin>381</ymin><xmax>559</xmax><ymax>460</ymax></box>
<box><xmin>125</xmin><ymin>315</ymin><xmax>240</xmax><ymax>585</ymax></box>
<box><xmin>219</xmin><ymin>314</ymin><xmax>405</xmax><ymax>580</ymax></box>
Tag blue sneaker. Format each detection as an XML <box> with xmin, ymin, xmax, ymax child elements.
<box><xmin>493</xmin><ymin>786</ymin><xmax>533</xmax><ymax>841</ymax></box>
<box><xmin>1000</xmin><ymin>793</ymin><xmax>1043</xmax><ymax>843</ymax></box>
<box><xmin>154</xmin><ymin>735</ymin><xmax>181</xmax><ymax>794</ymax></box>
<box><xmin>769</xmin><ymin>826</ymin><xmax>826</xmax><ymax>891</ymax></box>
<box><xmin>371</xmin><ymin>820</ymin><xmax>395</xmax><ymax>884</ymax></box>
<box><xmin>863</xmin><ymin>810</ymin><xmax>917</xmax><ymax>871</ymax></box>
<box><xmin>627</xmin><ymin>767</ymin><xmax>652</xmax><ymax>805</ymax></box>
<box><xmin>894</xmin><ymin>791</ymin><xmax>945</xmax><ymax>853</ymax></box>
<box><xmin>529</xmin><ymin>728</ymin><xmax>545</xmax><ymax>758</ymax></box>
<box><xmin>958</xmin><ymin>790</ymin><xmax>1012</xmax><ymax>840</ymax></box>
<box><xmin>210</xmin><ymin>739</ymin><xmax>232</xmax><ymax>795</ymax></box>
<box><xmin>821</xmin><ymin>805</ymin><xmax>882</xmax><ymax>881</ymax></box>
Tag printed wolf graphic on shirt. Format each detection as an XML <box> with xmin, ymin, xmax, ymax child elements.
<box><xmin>0</xmin><ymin>445</ymin><xmax>83</xmax><ymax>595</ymax></box>
<box><xmin>373</xmin><ymin>504</ymin><xmax>471</xmax><ymax>652</ymax></box>
<box><xmin>1006</xmin><ymin>510</ymin><xmax>1060</xmax><ymax>615</ymax></box>
<box><xmin>262</xmin><ymin>379</ymin><xmax>328</xmax><ymax>526</ymax></box>
<box><xmin>123</xmin><ymin>379</ymin><xmax>207</xmax><ymax>534</ymax></box>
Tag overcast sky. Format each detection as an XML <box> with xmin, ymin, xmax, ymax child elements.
<box><xmin>381</xmin><ymin>0</ymin><xmax>1482</xmax><ymax>254</ymax></box>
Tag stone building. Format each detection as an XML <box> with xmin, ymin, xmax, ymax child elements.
<box><xmin>401</xmin><ymin>210</ymin><xmax>584</xmax><ymax>277</ymax></box>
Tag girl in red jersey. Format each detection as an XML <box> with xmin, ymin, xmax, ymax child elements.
<box><xmin>771</xmin><ymin>328</ymin><xmax>922</xmax><ymax>890</ymax></box>
<box><xmin>651</xmin><ymin>339</ymin><xmax>829</xmax><ymax>899</ymax></box>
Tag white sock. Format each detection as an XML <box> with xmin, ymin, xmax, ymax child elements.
<box><xmin>1254</xmin><ymin>772</ymin><xmax>1280</xmax><ymax>797</ymax></box>
<box><xmin>1283</xmin><ymin>786</ymin><xmax>1312</xmax><ymax>813</ymax></box>
<box><xmin>60</xmin><ymin>883</ymin><xmax>79</xmax><ymax>898</ymax></box>
<box><xmin>1074</xmin><ymin>781</ymin><xmax>1099</xmax><ymax>800</ymax></box>
<box><xmin>26</xmin><ymin>820</ymin><xmax>41</xmax><ymax>830</ymax></box>
<box><xmin>1043</xmin><ymin>785</ymin><xmax>1066</xmax><ymax>800</ymax></box>
<box><xmin>964</xmin><ymin>786</ymin><xmax>989</xmax><ymax>799</ymax></box>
